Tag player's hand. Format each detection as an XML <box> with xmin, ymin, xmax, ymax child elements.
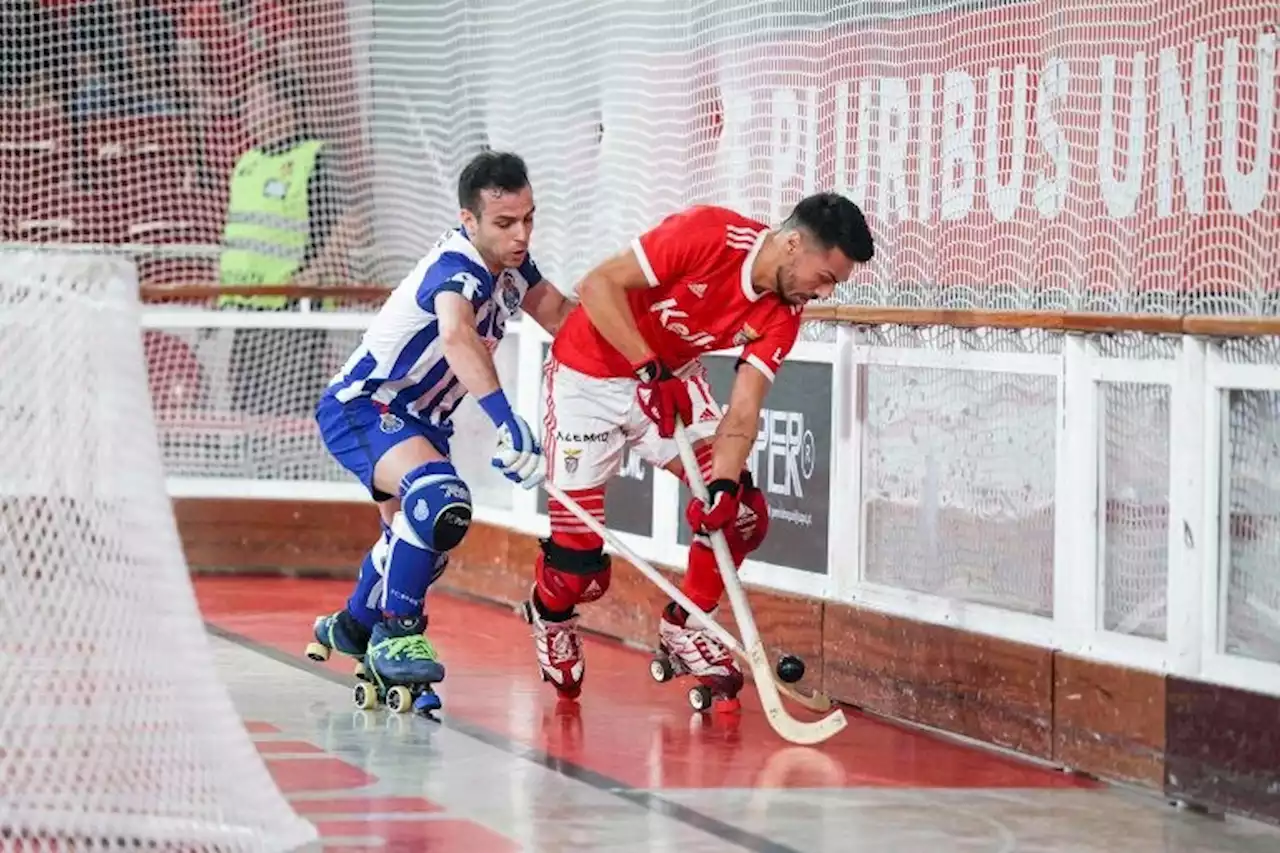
<box><xmin>633</xmin><ymin>358</ymin><xmax>693</xmax><ymax>439</ymax></box>
<box><xmin>730</xmin><ymin>470</ymin><xmax>769</xmax><ymax>561</ymax></box>
<box><xmin>492</xmin><ymin>412</ymin><xmax>546</xmax><ymax>489</ymax></box>
<box><xmin>686</xmin><ymin>477</ymin><xmax>741</xmax><ymax>534</ymax></box>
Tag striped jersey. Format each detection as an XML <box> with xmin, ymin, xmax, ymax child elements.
<box><xmin>551</xmin><ymin>205</ymin><xmax>802</xmax><ymax>383</ymax></box>
<box><xmin>329</xmin><ymin>227</ymin><xmax>541</xmax><ymax>430</ymax></box>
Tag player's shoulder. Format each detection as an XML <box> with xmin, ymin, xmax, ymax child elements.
<box><xmin>407</xmin><ymin>229</ymin><xmax>493</xmax><ymax>295</ymax></box>
<box><xmin>424</xmin><ymin>229</ymin><xmax>491</xmax><ymax>279</ymax></box>
<box><xmin>663</xmin><ymin>205</ymin><xmax>767</xmax><ymax>236</ymax></box>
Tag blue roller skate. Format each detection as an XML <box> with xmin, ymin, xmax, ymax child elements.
<box><xmin>306</xmin><ymin>609</ymin><xmax>373</xmax><ymax>680</ymax></box>
<box><xmin>352</xmin><ymin>614</ymin><xmax>446</xmax><ymax>716</ymax></box>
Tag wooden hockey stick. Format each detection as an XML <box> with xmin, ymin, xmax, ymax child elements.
<box><xmin>542</xmin><ymin>481</ymin><xmax>834</xmax><ymax>715</ymax></box>
<box><xmin>541</xmin><ymin>481</ymin><xmax>835</xmax><ymax>716</ymax></box>
<box><xmin>669</xmin><ymin>421</ymin><xmax>847</xmax><ymax>745</ymax></box>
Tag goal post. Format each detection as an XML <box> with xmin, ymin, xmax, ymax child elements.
<box><xmin>0</xmin><ymin>252</ymin><xmax>317</xmax><ymax>852</ymax></box>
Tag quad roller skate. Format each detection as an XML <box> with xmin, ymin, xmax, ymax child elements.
<box><xmin>305</xmin><ymin>608</ymin><xmax>372</xmax><ymax>680</ymax></box>
<box><xmin>649</xmin><ymin>603</ymin><xmax>744</xmax><ymax>714</ymax></box>
<box><xmin>519</xmin><ymin>590</ymin><xmax>585</xmax><ymax>701</ymax></box>
<box><xmin>352</xmin><ymin>614</ymin><xmax>446</xmax><ymax>717</ymax></box>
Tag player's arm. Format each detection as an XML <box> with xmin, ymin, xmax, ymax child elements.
<box><xmin>710</xmin><ymin>363</ymin><xmax>771</xmax><ymax>482</ymax></box>
<box><xmin>578</xmin><ymin>212</ymin><xmax>720</xmax><ymax>437</ymax></box>
<box><xmin>516</xmin><ymin>254</ymin><xmax>574</xmax><ymax>337</ymax></box>
<box><xmin>686</xmin><ymin>317</ymin><xmax>797</xmax><ymax>537</ymax></box>
<box><xmin>433</xmin><ymin>277</ymin><xmax>544</xmax><ymax>489</ymax></box>
<box><xmin>520</xmin><ymin>280</ymin><xmax>575</xmax><ymax>336</ymax></box>
<box><xmin>575</xmin><ymin>248</ymin><xmax>656</xmax><ymax>364</ymax></box>
<box><xmin>435</xmin><ymin>291</ymin><xmax>502</xmax><ymax>399</ymax></box>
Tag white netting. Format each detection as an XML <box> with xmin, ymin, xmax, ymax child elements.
<box><xmin>858</xmin><ymin>326</ymin><xmax>1059</xmax><ymax>616</ymax></box>
<box><xmin>0</xmin><ymin>251</ymin><xmax>316</xmax><ymax>852</ymax></box>
<box><xmin>2</xmin><ymin>1</ymin><xmax>1277</xmax><ymax>308</ymax></box>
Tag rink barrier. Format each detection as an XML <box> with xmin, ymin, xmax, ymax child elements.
<box><xmin>137</xmin><ymin>283</ymin><xmax>1280</xmax><ymax>827</ymax></box>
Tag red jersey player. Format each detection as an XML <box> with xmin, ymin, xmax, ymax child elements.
<box><xmin>524</xmin><ymin>193</ymin><xmax>874</xmax><ymax>709</ymax></box>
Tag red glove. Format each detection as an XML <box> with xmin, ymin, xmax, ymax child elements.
<box><xmin>686</xmin><ymin>477</ymin><xmax>741</xmax><ymax>534</ymax></box>
<box><xmin>733</xmin><ymin>471</ymin><xmax>769</xmax><ymax>552</ymax></box>
<box><xmin>633</xmin><ymin>358</ymin><xmax>693</xmax><ymax>439</ymax></box>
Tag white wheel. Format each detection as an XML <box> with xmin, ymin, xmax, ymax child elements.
<box><xmin>304</xmin><ymin>642</ymin><xmax>330</xmax><ymax>662</ymax></box>
<box><xmin>688</xmin><ymin>685</ymin><xmax>713</xmax><ymax>712</ymax></box>
<box><xmin>353</xmin><ymin>682</ymin><xmax>377</xmax><ymax>710</ymax></box>
<box><xmin>386</xmin><ymin>685</ymin><xmax>413</xmax><ymax>714</ymax></box>
<box><xmin>649</xmin><ymin>657</ymin><xmax>674</xmax><ymax>683</ymax></box>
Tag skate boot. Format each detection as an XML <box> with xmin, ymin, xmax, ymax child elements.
<box><xmin>650</xmin><ymin>602</ymin><xmax>744</xmax><ymax>714</ymax></box>
<box><xmin>520</xmin><ymin>590</ymin><xmax>586</xmax><ymax>701</ymax></box>
<box><xmin>305</xmin><ymin>609</ymin><xmax>373</xmax><ymax>680</ymax></box>
<box><xmin>356</xmin><ymin>614</ymin><xmax>446</xmax><ymax>716</ymax></box>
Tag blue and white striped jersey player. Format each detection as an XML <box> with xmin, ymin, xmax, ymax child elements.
<box><xmin>306</xmin><ymin>151</ymin><xmax>573</xmax><ymax>711</ymax></box>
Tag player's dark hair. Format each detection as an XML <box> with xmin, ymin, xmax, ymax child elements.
<box><xmin>782</xmin><ymin>193</ymin><xmax>875</xmax><ymax>263</ymax></box>
<box><xmin>458</xmin><ymin>150</ymin><xmax>530</xmax><ymax>216</ymax></box>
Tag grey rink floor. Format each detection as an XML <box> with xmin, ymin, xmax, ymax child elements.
<box><xmin>214</xmin><ymin>634</ymin><xmax>1280</xmax><ymax>853</ymax></box>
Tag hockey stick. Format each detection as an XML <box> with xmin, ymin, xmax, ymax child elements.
<box><xmin>671</xmin><ymin>420</ymin><xmax>847</xmax><ymax>745</ymax></box>
<box><xmin>541</xmin><ymin>481</ymin><xmax>835</xmax><ymax>716</ymax></box>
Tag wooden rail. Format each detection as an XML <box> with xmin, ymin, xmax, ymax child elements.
<box><xmin>139</xmin><ymin>284</ymin><xmax>1280</xmax><ymax>338</ymax></box>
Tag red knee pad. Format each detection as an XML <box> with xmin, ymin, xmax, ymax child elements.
<box><xmin>535</xmin><ymin>535</ymin><xmax>613</xmax><ymax>615</ymax></box>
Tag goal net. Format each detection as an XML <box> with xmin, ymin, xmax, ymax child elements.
<box><xmin>0</xmin><ymin>252</ymin><xmax>316</xmax><ymax>851</ymax></box>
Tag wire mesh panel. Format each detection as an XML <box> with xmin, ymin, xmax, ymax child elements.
<box><xmin>857</xmin><ymin>326</ymin><xmax>1059</xmax><ymax>616</ymax></box>
<box><xmin>1222</xmin><ymin>388</ymin><xmax>1280</xmax><ymax>665</ymax></box>
<box><xmin>1100</xmin><ymin>382</ymin><xmax>1171</xmax><ymax>640</ymax></box>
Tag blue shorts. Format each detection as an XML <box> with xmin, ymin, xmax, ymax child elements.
<box><xmin>315</xmin><ymin>392</ymin><xmax>453</xmax><ymax>502</ymax></box>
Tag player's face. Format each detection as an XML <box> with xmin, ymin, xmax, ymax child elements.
<box><xmin>776</xmin><ymin>234</ymin><xmax>857</xmax><ymax>306</ymax></box>
<box><xmin>462</xmin><ymin>186</ymin><xmax>536</xmax><ymax>271</ymax></box>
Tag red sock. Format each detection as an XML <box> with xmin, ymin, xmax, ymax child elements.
<box><xmin>680</xmin><ymin>541</ymin><xmax>724</xmax><ymax>612</ymax></box>
<box><xmin>538</xmin><ymin>488</ymin><xmax>606</xmax><ymax>614</ymax></box>
<box><xmin>678</xmin><ymin>442</ymin><xmax>730</xmax><ymax>612</ymax></box>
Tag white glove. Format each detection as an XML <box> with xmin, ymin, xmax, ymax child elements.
<box><xmin>491</xmin><ymin>412</ymin><xmax>546</xmax><ymax>489</ymax></box>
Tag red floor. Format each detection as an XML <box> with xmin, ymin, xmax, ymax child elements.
<box><xmin>196</xmin><ymin>576</ymin><xmax>1100</xmax><ymax>792</ymax></box>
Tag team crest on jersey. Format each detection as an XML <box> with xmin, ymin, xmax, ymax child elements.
<box><xmin>563</xmin><ymin>448</ymin><xmax>582</xmax><ymax>475</ymax></box>
<box><xmin>378</xmin><ymin>411</ymin><xmax>405</xmax><ymax>434</ymax></box>
<box><xmin>688</xmin><ymin>282</ymin><xmax>707</xmax><ymax>298</ymax></box>
<box><xmin>501</xmin><ymin>278</ymin><xmax>521</xmax><ymax>314</ymax></box>
<box><xmin>733</xmin><ymin>324</ymin><xmax>761</xmax><ymax>346</ymax></box>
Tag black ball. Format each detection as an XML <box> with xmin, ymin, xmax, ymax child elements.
<box><xmin>775</xmin><ymin>654</ymin><xmax>805</xmax><ymax>684</ymax></box>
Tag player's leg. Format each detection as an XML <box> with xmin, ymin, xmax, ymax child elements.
<box><xmin>359</xmin><ymin>431</ymin><xmax>467</xmax><ymax>702</ymax></box>
<box><xmin>633</xmin><ymin>363</ymin><xmax>768</xmax><ymax>710</ymax></box>
<box><xmin>311</xmin><ymin>396</ymin><xmax>463</xmax><ymax>692</ymax></box>
<box><xmin>523</xmin><ymin>356</ymin><xmax>629</xmax><ymax>699</ymax></box>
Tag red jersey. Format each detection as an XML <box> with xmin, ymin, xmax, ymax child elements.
<box><xmin>553</xmin><ymin>206</ymin><xmax>802</xmax><ymax>383</ymax></box>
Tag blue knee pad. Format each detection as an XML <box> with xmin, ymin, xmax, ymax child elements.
<box><xmin>399</xmin><ymin>461</ymin><xmax>473</xmax><ymax>552</ymax></box>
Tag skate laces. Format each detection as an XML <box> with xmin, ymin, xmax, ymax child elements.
<box><xmin>383</xmin><ymin>634</ymin><xmax>438</xmax><ymax>661</ymax></box>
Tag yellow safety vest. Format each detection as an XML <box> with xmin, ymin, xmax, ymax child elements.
<box><xmin>218</xmin><ymin>139</ymin><xmax>324</xmax><ymax>310</ymax></box>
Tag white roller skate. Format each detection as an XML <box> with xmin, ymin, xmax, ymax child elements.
<box><xmin>520</xmin><ymin>589</ymin><xmax>586</xmax><ymax>701</ymax></box>
<box><xmin>650</xmin><ymin>602</ymin><xmax>744</xmax><ymax>714</ymax></box>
